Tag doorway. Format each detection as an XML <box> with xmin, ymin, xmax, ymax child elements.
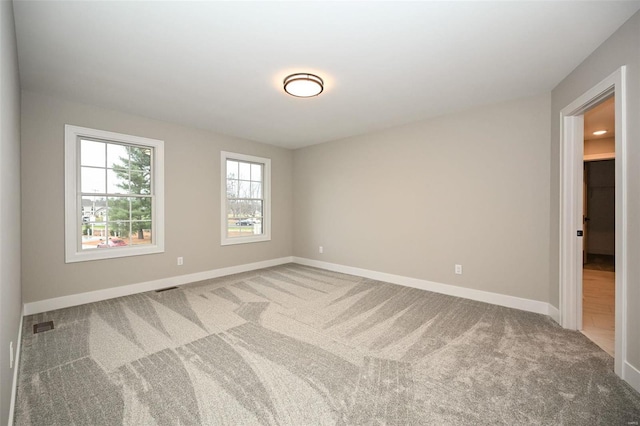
<box><xmin>581</xmin><ymin>96</ymin><xmax>615</xmax><ymax>355</ymax></box>
<box><xmin>559</xmin><ymin>66</ymin><xmax>626</xmax><ymax>378</ymax></box>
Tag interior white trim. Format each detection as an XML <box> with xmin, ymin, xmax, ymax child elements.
<box><xmin>623</xmin><ymin>361</ymin><xmax>640</xmax><ymax>393</ymax></box>
<box><xmin>20</xmin><ymin>254</ymin><xmax>637</xmax><ymax>393</ymax></box>
<box><xmin>548</xmin><ymin>304</ymin><xmax>560</xmax><ymax>325</ymax></box>
<box><xmin>7</xmin><ymin>310</ymin><xmax>24</xmax><ymax>426</ymax></box>
<box><xmin>559</xmin><ymin>66</ymin><xmax>627</xmax><ymax>378</ymax></box>
<box><xmin>64</xmin><ymin>124</ymin><xmax>165</xmax><ymax>263</ymax></box>
<box><xmin>24</xmin><ymin>254</ymin><xmax>560</xmax><ymax>319</ymax></box>
<box><xmin>23</xmin><ymin>257</ymin><xmax>293</xmax><ymax>315</ymax></box>
<box><xmin>293</xmin><ymin>257</ymin><xmax>555</xmax><ymax>317</ymax></box>
<box><xmin>220</xmin><ymin>151</ymin><xmax>271</xmax><ymax>246</ymax></box>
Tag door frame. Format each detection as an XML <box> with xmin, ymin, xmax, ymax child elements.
<box><xmin>559</xmin><ymin>66</ymin><xmax>626</xmax><ymax>377</ymax></box>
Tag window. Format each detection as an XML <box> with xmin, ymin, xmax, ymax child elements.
<box><xmin>221</xmin><ymin>151</ymin><xmax>271</xmax><ymax>245</ymax></box>
<box><xmin>64</xmin><ymin>125</ymin><xmax>164</xmax><ymax>262</ymax></box>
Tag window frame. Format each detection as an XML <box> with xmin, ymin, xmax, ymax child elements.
<box><xmin>221</xmin><ymin>151</ymin><xmax>271</xmax><ymax>246</ymax></box>
<box><xmin>64</xmin><ymin>125</ymin><xmax>165</xmax><ymax>263</ymax></box>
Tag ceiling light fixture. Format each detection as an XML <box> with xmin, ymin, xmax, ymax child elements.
<box><xmin>593</xmin><ymin>130</ymin><xmax>608</xmax><ymax>136</ymax></box>
<box><xmin>283</xmin><ymin>73</ymin><xmax>324</xmax><ymax>98</ymax></box>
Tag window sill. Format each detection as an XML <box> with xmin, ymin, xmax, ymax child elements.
<box><xmin>65</xmin><ymin>245</ymin><xmax>164</xmax><ymax>263</ymax></box>
<box><xmin>221</xmin><ymin>235</ymin><xmax>271</xmax><ymax>246</ymax></box>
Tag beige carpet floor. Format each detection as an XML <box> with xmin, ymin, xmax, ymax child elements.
<box><xmin>14</xmin><ymin>263</ymin><xmax>640</xmax><ymax>425</ymax></box>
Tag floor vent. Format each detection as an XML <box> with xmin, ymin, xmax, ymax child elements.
<box><xmin>155</xmin><ymin>286</ymin><xmax>178</xmax><ymax>293</ymax></box>
<box><xmin>33</xmin><ymin>321</ymin><xmax>54</xmax><ymax>334</ymax></box>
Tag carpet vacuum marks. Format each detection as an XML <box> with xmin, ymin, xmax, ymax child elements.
<box><xmin>14</xmin><ymin>264</ymin><xmax>640</xmax><ymax>425</ymax></box>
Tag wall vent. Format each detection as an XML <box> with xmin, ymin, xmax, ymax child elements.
<box><xmin>33</xmin><ymin>321</ymin><xmax>54</xmax><ymax>334</ymax></box>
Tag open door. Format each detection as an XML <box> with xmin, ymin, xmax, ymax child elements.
<box><xmin>560</xmin><ymin>66</ymin><xmax>626</xmax><ymax>378</ymax></box>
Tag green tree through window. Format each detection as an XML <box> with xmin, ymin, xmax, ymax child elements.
<box><xmin>66</xmin><ymin>125</ymin><xmax>164</xmax><ymax>262</ymax></box>
<box><xmin>109</xmin><ymin>146</ymin><xmax>152</xmax><ymax>240</ymax></box>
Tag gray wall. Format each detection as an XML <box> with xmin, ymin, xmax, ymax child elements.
<box><xmin>550</xmin><ymin>11</ymin><xmax>640</xmax><ymax>369</ymax></box>
<box><xmin>21</xmin><ymin>91</ymin><xmax>293</xmax><ymax>303</ymax></box>
<box><xmin>293</xmin><ymin>94</ymin><xmax>551</xmax><ymax>302</ymax></box>
<box><xmin>0</xmin><ymin>0</ymin><xmax>22</xmax><ymax>424</ymax></box>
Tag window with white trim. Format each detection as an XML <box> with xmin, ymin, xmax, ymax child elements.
<box><xmin>221</xmin><ymin>151</ymin><xmax>271</xmax><ymax>245</ymax></box>
<box><xmin>64</xmin><ymin>125</ymin><xmax>164</xmax><ymax>262</ymax></box>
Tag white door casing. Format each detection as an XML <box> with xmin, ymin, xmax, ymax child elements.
<box><xmin>559</xmin><ymin>66</ymin><xmax>626</xmax><ymax>378</ymax></box>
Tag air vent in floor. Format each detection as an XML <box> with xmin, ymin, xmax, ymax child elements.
<box><xmin>33</xmin><ymin>321</ymin><xmax>54</xmax><ymax>334</ymax></box>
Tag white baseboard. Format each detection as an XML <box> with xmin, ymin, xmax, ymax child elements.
<box><xmin>293</xmin><ymin>257</ymin><xmax>555</xmax><ymax>317</ymax></box>
<box><xmin>548</xmin><ymin>304</ymin><xmax>560</xmax><ymax>324</ymax></box>
<box><xmin>17</xmin><ymin>255</ymin><xmax>639</xmax><ymax>395</ymax></box>
<box><xmin>23</xmin><ymin>255</ymin><xmax>561</xmax><ymax>321</ymax></box>
<box><xmin>624</xmin><ymin>361</ymin><xmax>640</xmax><ymax>393</ymax></box>
<box><xmin>23</xmin><ymin>257</ymin><xmax>294</xmax><ymax>315</ymax></box>
<box><xmin>8</xmin><ymin>309</ymin><xmax>24</xmax><ymax>426</ymax></box>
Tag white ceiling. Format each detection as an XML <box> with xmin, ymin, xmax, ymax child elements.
<box><xmin>13</xmin><ymin>1</ymin><xmax>640</xmax><ymax>149</ymax></box>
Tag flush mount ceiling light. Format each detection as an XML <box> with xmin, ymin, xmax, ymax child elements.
<box><xmin>593</xmin><ymin>130</ymin><xmax>608</xmax><ymax>136</ymax></box>
<box><xmin>283</xmin><ymin>73</ymin><xmax>324</xmax><ymax>98</ymax></box>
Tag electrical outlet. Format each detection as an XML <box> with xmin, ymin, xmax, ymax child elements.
<box><xmin>9</xmin><ymin>341</ymin><xmax>14</xmax><ymax>369</ymax></box>
<box><xmin>319</xmin><ymin>246</ymin><xmax>324</xmax><ymax>254</ymax></box>
<box><xmin>177</xmin><ymin>257</ymin><xmax>184</xmax><ymax>266</ymax></box>
<box><xmin>455</xmin><ymin>264</ymin><xmax>463</xmax><ymax>275</ymax></box>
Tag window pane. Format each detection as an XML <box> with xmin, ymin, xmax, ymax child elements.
<box><xmin>227</xmin><ymin>199</ymin><xmax>255</xmax><ymax>220</ymax></box>
<box><xmin>107</xmin><ymin>143</ymin><xmax>128</xmax><ymax>169</ymax></box>
<box><xmin>81</xmin><ymin>222</ymin><xmax>107</xmax><ymax>250</ymax></box>
<box><xmin>132</xmin><ymin>221</ymin><xmax>152</xmax><ymax>245</ymax></box>
<box><xmin>253</xmin><ymin>221</ymin><xmax>263</xmax><ymax>235</ymax></box>
<box><xmin>252</xmin><ymin>200</ymin><xmax>263</xmax><ymax>219</ymax></box>
<box><xmin>239</xmin><ymin>162</ymin><xmax>250</xmax><ymax>180</ymax></box>
<box><xmin>107</xmin><ymin>168</ymin><xmax>129</xmax><ymax>193</ymax></box>
<box><xmin>251</xmin><ymin>163</ymin><xmax>262</xmax><ymax>182</ymax></box>
<box><xmin>80</xmin><ymin>140</ymin><xmax>105</xmax><ymax>167</ymax></box>
<box><xmin>80</xmin><ymin>202</ymin><xmax>107</xmax><ymax>250</ymax></box>
<box><xmin>239</xmin><ymin>181</ymin><xmax>251</xmax><ymax>198</ymax></box>
<box><xmin>250</xmin><ymin>182</ymin><xmax>262</xmax><ymax>199</ymax></box>
<box><xmin>81</xmin><ymin>167</ymin><xmax>106</xmax><ymax>193</ymax></box>
<box><xmin>81</xmin><ymin>223</ymin><xmax>95</xmax><ymax>250</ymax></box>
<box><xmin>227</xmin><ymin>199</ymin><xmax>239</xmax><ymax>220</ymax></box>
<box><xmin>226</xmin><ymin>179</ymin><xmax>238</xmax><ymax>198</ymax></box>
<box><xmin>107</xmin><ymin>197</ymin><xmax>130</xmax><ymax>222</ymax></box>
<box><xmin>226</xmin><ymin>200</ymin><xmax>263</xmax><ymax>235</ymax></box>
<box><xmin>131</xmin><ymin>197</ymin><xmax>152</xmax><ymax>221</ymax></box>
<box><xmin>227</xmin><ymin>216</ymin><xmax>255</xmax><ymax>237</ymax></box>
<box><xmin>129</xmin><ymin>147</ymin><xmax>151</xmax><ymax>172</ymax></box>
<box><xmin>81</xmin><ymin>196</ymin><xmax>107</xmax><ymax>223</ymax></box>
<box><xmin>130</xmin><ymin>171</ymin><xmax>150</xmax><ymax>195</ymax></box>
<box><xmin>81</xmin><ymin>197</ymin><xmax>93</xmax><ymax>224</ymax></box>
<box><xmin>100</xmin><ymin>222</ymin><xmax>130</xmax><ymax>248</ymax></box>
<box><xmin>252</xmin><ymin>202</ymin><xmax>263</xmax><ymax>235</ymax></box>
<box><xmin>227</xmin><ymin>160</ymin><xmax>238</xmax><ymax>179</ymax></box>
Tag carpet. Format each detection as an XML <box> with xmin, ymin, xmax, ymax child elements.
<box><xmin>14</xmin><ymin>263</ymin><xmax>640</xmax><ymax>425</ymax></box>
